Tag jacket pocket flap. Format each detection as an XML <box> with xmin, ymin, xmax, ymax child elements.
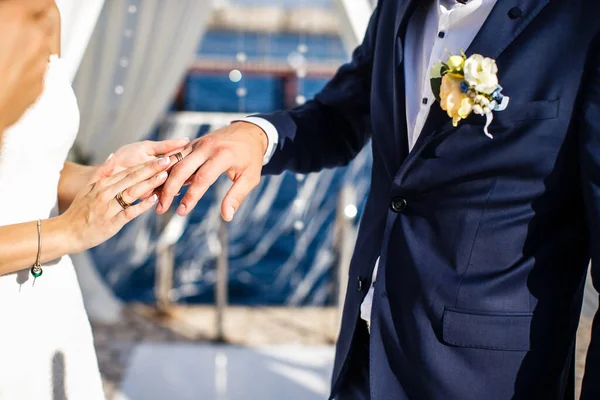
<box><xmin>442</xmin><ymin>307</ymin><xmax>532</xmax><ymax>351</ymax></box>
<box><xmin>492</xmin><ymin>99</ymin><xmax>559</xmax><ymax>125</ymax></box>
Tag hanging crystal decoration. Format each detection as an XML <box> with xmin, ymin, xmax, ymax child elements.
<box><xmin>236</xmin><ymin>51</ymin><xmax>248</xmax><ymax>64</ymax></box>
<box><xmin>235</xmin><ymin>28</ymin><xmax>248</xmax><ymax>113</ymax></box>
<box><xmin>229</xmin><ymin>69</ymin><xmax>243</xmax><ymax>83</ymax></box>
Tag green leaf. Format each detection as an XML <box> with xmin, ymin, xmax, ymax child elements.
<box><xmin>430</xmin><ymin>77</ymin><xmax>442</xmax><ymax>102</ymax></box>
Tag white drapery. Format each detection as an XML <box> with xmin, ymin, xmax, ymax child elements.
<box><xmin>333</xmin><ymin>0</ymin><xmax>373</xmax><ymax>54</ymax></box>
<box><xmin>73</xmin><ymin>0</ymin><xmax>215</xmax><ymax>163</ymax></box>
<box><xmin>55</xmin><ymin>0</ymin><xmax>106</xmax><ymax>82</ymax></box>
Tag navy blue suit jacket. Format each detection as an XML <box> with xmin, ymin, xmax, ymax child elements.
<box><xmin>259</xmin><ymin>0</ymin><xmax>600</xmax><ymax>398</ymax></box>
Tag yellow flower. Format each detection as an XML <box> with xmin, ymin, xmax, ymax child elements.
<box><xmin>440</xmin><ymin>74</ymin><xmax>473</xmax><ymax>126</ymax></box>
<box><xmin>447</xmin><ymin>55</ymin><xmax>465</xmax><ymax>74</ymax></box>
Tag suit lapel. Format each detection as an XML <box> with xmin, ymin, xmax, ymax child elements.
<box><xmin>394</xmin><ymin>0</ymin><xmax>419</xmax><ymax>46</ymax></box>
<box><xmin>467</xmin><ymin>0</ymin><xmax>550</xmax><ymax>60</ymax></box>
<box><xmin>392</xmin><ymin>0</ymin><xmax>419</xmax><ymax>168</ymax></box>
<box><xmin>396</xmin><ymin>0</ymin><xmax>551</xmax><ymax>180</ymax></box>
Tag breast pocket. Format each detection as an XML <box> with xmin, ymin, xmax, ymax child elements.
<box><xmin>491</xmin><ymin>99</ymin><xmax>560</xmax><ymax>126</ymax></box>
<box><xmin>427</xmin><ymin>98</ymin><xmax>562</xmax><ymax>161</ymax></box>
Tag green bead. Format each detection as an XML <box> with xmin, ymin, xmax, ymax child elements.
<box><xmin>30</xmin><ymin>266</ymin><xmax>43</xmax><ymax>278</ymax></box>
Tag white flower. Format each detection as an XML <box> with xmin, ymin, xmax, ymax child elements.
<box><xmin>464</xmin><ymin>54</ymin><xmax>499</xmax><ymax>95</ymax></box>
<box><xmin>474</xmin><ymin>95</ymin><xmax>490</xmax><ymax>106</ymax></box>
<box><xmin>472</xmin><ymin>104</ymin><xmax>484</xmax><ymax>115</ymax></box>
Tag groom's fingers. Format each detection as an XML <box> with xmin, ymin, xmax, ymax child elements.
<box><xmin>158</xmin><ymin>150</ymin><xmax>207</xmax><ymax>213</ymax></box>
<box><xmin>177</xmin><ymin>157</ymin><xmax>230</xmax><ymax>216</ymax></box>
<box><xmin>147</xmin><ymin>138</ymin><xmax>190</xmax><ymax>156</ymax></box>
<box><xmin>222</xmin><ymin>172</ymin><xmax>260</xmax><ymax>222</ymax></box>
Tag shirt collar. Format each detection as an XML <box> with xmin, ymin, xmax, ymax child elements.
<box><xmin>437</xmin><ymin>0</ymin><xmax>486</xmax><ymax>16</ymax></box>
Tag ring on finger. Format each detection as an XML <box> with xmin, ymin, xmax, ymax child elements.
<box><xmin>115</xmin><ymin>191</ymin><xmax>132</xmax><ymax>210</ymax></box>
<box><xmin>174</xmin><ymin>152</ymin><xmax>184</xmax><ymax>163</ymax></box>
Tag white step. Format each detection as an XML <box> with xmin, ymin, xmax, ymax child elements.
<box><xmin>115</xmin><ymin>344</ymin><xmax>335</xmax><ymax>400</ymax></box>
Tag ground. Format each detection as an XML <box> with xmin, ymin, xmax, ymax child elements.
<box><xmin>92</xmin><ymin>305</ymin><xmax>593</xmax><ymax>399</ymax></box>
<box><xmin>92</xmin><ymin>305</ymin><xmax>338</xmax><ymax>399</ymax></box>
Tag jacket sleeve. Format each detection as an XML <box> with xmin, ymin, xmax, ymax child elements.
<box><xmin>578</xmin><ymin>33</ymin><xmax>600</xmax><ymax>399</ymax></box>
<box><xmin>258</xmin><ymin>3</ymin><xmax>382</xmax><ymax>175</ymax></box>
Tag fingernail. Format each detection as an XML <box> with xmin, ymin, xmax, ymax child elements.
<box><xmin>158</xmin><ymin>157</ymin><xmax>171</xmax><ymax>166</ymax></box>
<box><xmin>148</xmin><ymin>194</ymin><xmax>158</xmax><ymax>204</ymax></box>
<box><xmin>156</xmin><ymin>202</ymin><xmax>163</xmax><ymax>212</ymax></box>
<box><xmin>105</xmin><ymin>153</ymin><xmax>114</xmax><ymax>163</ymax></box>
<box><xmin>226</xmin><ymin>206</ymin><xmax>235</xmax><ymax>221</ymax></box>
<box><xmin>178</xmin><ymin>204</ymin><xmax>186</xmax><ymax>214</ymax></box>
<box><xmin>181</xmin><ymin>137</ymin><xmax>190</xmax><ymax>143</ymax></box>
<box><xmin>157</xmin><ymin>171</ymin><xmax>168</xmax><ymax>181</ymax></box>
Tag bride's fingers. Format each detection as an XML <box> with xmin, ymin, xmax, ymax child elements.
<box><xmin>108</xmin><ymin>171</ymin><xmax>168</xmax><ymax>215</ymax></box>
<box><xmin>99</xmin><ymin>157</ymin><xmax>171</xmax><ymax>189</ymax></box>
<box><xmin>114</xmin><ymin>194</ymin><xmax>160</xmax><ymax>226</ymax></box>
<box><xmin>123</xmin><ymin>170</ymin><xmax>168</xmax><ymax>203</ymax></box>
<box><xmin>138</xmin><ymin>190</ymin><xmax>155</xmax><ymax>201</ymax></box>
<box><xmin>90</xmin><ymin>154</ymin><xmax>117</xmax><ymax>183</ymax></box>
<box><xmin>102</xmin><ymin>157</ymin><xmax>170</xmax><ymax>194</ymax></box>
<box><xmin>112</xmin><ymin>166</ymin><xmax>170</xmax><ymax>203</ymax></box>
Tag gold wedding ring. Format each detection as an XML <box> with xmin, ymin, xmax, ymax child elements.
<box><xmin>174</xmin><ymin>152</ymin><xmax>184</xmax><ymax>163</ymax></box>
<box><xmin>115</xmin><ymin>191</ymin><xmax>131</xmax><ymax>210</ymax></box>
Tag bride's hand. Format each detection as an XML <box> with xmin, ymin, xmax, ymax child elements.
<box><xmin>59</xmin><ymin>157</ymin><xmax>172</xmax><ymax>253</ymax></box>
<box><xmin>96</xmin><ymin>138</ymin><xmax>190</xmax><ymax>180</ymax></box>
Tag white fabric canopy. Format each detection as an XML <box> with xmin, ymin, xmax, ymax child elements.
<box><xmin>73</xmin><ymin>0</ymin><xmax>215</xmax><ymax>163</ymax></box>
<box><xmin>333</xmin><ymin>0</ymin><xmax>373</xmax><ymax>53</ymax></box>
<box><xmin>55</xmin><ymin>0</ymin><xmax>106</xmax><ymax>82</ymax></box>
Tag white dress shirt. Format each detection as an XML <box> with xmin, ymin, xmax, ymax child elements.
<box><xmin>242</xmin><ymin>0</ymin><xmax>497</xmax><ymax>327</ymax></box>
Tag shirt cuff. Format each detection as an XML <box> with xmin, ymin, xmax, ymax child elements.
<box><xmin>233</xmin><ymin>117</ymin><xmax>279</xmax><ymax>166</ymax></box>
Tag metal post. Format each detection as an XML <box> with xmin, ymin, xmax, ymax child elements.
<box><xmin>335</xmin><ymin>185</ymin><xmax>358</xmax><ymax>328</ymax></box>
<box><xmin>215</xmin><ymin>181</ymin><xmax>230</xmax><ymax>342</ymax></box>
<box><xmin>155</xmin><ymin>211</ymin><xmax>175</xmax><ymax>315</ymax></box>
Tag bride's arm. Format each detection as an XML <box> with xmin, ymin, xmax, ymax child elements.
<box><xmin>58</xmin><ymin>162</ymin><xmax>98</xmax><ymax>212</ymax></box>
<box><xmin>0</xmin><ymin>158</ymin><xmax>172</xmax><ymax>276</ymax></box>
<box><xmin>0</xmin><ymin>217</ymin><xmax>77</xmax><ymax>275</ymax></box>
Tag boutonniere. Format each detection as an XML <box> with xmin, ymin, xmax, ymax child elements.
<box><xmin>430</xmin><ymin>51</ymin><xmax>510</xmax><ymax>139</ymax></box>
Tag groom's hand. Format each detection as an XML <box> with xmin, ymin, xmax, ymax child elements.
<box><xmin>157</xmin><ymin>122</ymin><xmax>268</xmax><ymax>221</ymax></box>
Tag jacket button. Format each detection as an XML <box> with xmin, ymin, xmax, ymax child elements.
<box><xmin>390</xmin><ymin>197</ymin><xmax>408</xmax><ymax>213</ymax></box>
<box><xmin>357</xmin><ymin>276</ymin><xmax>364</xmax><ymax>292</ymax></box>
<box><xmin>508</xmin><ymin>7</ymin><xmax>523</xmax><ymax>19</ymax></box>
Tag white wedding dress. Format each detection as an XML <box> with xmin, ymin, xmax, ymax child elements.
<box><xmin>0</xmin><ymin>56</ymin><xmax>105</xmax><ymax>399</ymax></box>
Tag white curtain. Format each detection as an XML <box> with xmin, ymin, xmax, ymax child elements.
<box><xmin>333</xmin><ymin>0</ymin><xmax>372</xmax><ymax>54</ymax></box>
<box><xmin>73</xmin><ymin>0</ymin><xmax>215</xmax><ymax>163</ymax></box>
<box><xmin>55</xmin><ymin>0</ymin><xmax>106</xmax><ymax>82</ymax></box>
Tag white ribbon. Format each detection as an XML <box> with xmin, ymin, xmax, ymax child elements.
<box><xmin>483</xmin><ymin>96</ymin><xmax>510</xmax><ymax>139</ymax></box>
<box><xmin>483</xmin><ymin>111</ymin><xmax>495</xmax><ymax>139</ymax></box>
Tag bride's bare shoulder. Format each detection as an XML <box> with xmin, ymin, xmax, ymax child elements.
<box><xmin>47</xmin><ymin>2</ymin><xmax>61</xmax><ymax>56</ymax></box>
